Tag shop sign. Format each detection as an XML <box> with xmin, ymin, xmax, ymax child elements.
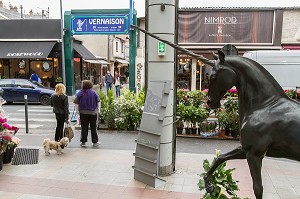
<box><xmin>71</xmin><ymin>14</ymin><xmax>129</xmax><ymax>35</ymax></box>
<box><xmin>178</xmin><ymin>10</ymin><xmax>275</xmax><ymax>44</ymax></box>
<box><xmin>6</xmin><ymin>52</ymin><xmax>44</xmax><ymax>57</ymax></box>
<box><xmin>135</xmin><ymin>58</ymin><xmax>145</xmax><ymax>94</ymax></box>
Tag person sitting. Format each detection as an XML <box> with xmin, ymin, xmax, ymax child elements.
<box><xmin>30</xmin><ymin>71</ymin><xmax>40</xmax><ymax>82</ymax></box>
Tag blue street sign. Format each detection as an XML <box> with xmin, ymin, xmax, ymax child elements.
<box><xmin>71</xmin><ymin>14</ymin><xmax>129</xmax><ymax>35</ymax></box>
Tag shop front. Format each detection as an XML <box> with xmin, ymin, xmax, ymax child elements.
<box><xmin>177</xmin><ymin>8</ymin><xmax>284</xmax><ymax>90</ymax></box>
<box><xmin>0</xmin><ymin>19</ymin><xmax>97</xmax><ymax>88</ymax></box>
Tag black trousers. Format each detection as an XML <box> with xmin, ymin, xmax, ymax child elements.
<box><xmin>55</xmin><ymin>113</ymin><xmax>65</xmax><ymax>141</ymax></box>
<box><xmin>80</xmin><ymin>113</ymin><xmax>98</xmax><ymax>143</ymax></box>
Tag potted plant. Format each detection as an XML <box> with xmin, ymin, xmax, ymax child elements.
<box><xmin>0</xmin><ymin>117</ymin><xmax>20</xmax><ymax>164</ymax></box>
<box><xmin>199</xmin><ymin>120</ymin><xmax>218</xmax><ymax>137</ymax></box>
<box><xmin>176</xmin><ymin>103</ymin><xmax>185</xmax><ymax>134</ymax></box>
<box><xmin>216</xmin><ymin>98</ymin><xmax>239</xmax><ymax>137</ymax></box>
<box><xmin>55</xmin><ymin>76</ymin><xmax>62</xmax><ymax>83</ymax></box>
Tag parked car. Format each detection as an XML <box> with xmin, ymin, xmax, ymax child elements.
<box><xmin>0</xmin><ymin>79</ymin><xmax>54</xmax><ymax>105</ymax></box>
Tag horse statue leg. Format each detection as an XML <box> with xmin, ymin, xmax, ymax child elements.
<box><xmin>246</xmin><ymin>154</ymin><xmax>264</xmax><ymax>199</ymax></box>
<box><xmin>204</xmin><ymin>146</ymin><xmax>246</xmax><ymax>193</ymax></box>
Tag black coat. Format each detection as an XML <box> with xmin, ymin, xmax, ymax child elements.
<box><xmin>51</xmin><ymin>94</ymin><xmax>69</xmax><ymax>120</ymax></box>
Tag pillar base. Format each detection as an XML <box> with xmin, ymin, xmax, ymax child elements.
<box><xmin>159</xmin><ymin>163</ymin><xmax>174</xmax><ymax>176</ymax></box>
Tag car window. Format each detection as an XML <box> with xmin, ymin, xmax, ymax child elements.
<box><xmin>0</xmin><ymin>80</ymin><xmax>14</xmax><ymax>87</ymax></box>
<box><xmin>14</xmin><ymin>80</ymin><xmax>34</xmax><ymax>88</ymax></box>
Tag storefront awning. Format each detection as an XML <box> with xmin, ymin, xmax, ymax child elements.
<box><xmin>84</xmin><ymin>59</ymin><xmax>109</xmax><ymax>65</ymax></box>
<box><xmin>0</xmin><ymin>41</ymin><xmax>56</xmax><ymax>58</ymax></box>
<box><xmin>73</xmin><ymin>43</ymin><xmax>96</xmax><ymax>60</ymax></box>
<box><xmin>115</xmin><ymin>58</ymin><xmax>129</xmax><ymax>65</ymax></box>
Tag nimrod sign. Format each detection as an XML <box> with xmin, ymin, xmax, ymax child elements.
<box><xmin>71</xmin><ymin>14</ymin><xmax>129</xmax><ymax>35</ymax></box>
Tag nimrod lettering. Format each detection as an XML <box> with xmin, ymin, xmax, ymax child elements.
<box><xmin>204</xmin><ymin>17</ymin><xmax>237</xmax><ymax>25</ymax></box>
<box><xmin>89</xmin><ymin>18</ymin><xmax>125</xmax><ymax>25</ymax></box>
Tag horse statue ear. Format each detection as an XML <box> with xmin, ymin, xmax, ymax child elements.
<box><xmin>212</xmin><ymin>51</ymin><xmax>218</xmax><ymax>60</ymax></box>
<box><xmin>218</xmin><ymin>50</ymin><xmax>225</xmax><ymax>63</ymax></box>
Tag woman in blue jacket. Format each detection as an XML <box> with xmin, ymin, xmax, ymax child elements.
<box><xmin>74</xmin><ymin>80</ymin><xmax>100</xmax><ymax>147</ymax></box>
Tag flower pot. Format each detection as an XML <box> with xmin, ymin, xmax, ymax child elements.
<box><xmin>185</xmin><ymin>128</ymin><xmax>191</xmax><ymax>135</ymax></box>
<box><xmin>230</xmin><ymin>130</ymin><xmax>239</xmax><ymax>138</ymax></box>
<box><xmin>0</xmin><ymin>153</ymin><xmax>3</xmax><ymax>171</ymax></box>
<box><xmin>225</xmin><ymin>128</ymin><xmax>230</xmax><ymax>136</ymax></box>
<box><xmin>127</xmin><ymin>125</ymin><xmax>136</xmax><ymax>131</ymax></box>
<box><xmin>3</xmin><ymin>146</ymin><xmax>14</xmax><ymax>164</ymax></box>
<box><xmin>177</xmin><ymin>127</ymin><xmax>183</xmax><ymax>134</ymax></box>
<box><xmin>191</xmin><ymin>127</ymin><xmax>197</xmax><ymax>135</ymax></box>
<box><xmin>218</xmin><ymin>130</ymin><xmax>226</xmax><ymax>137</ymax></box>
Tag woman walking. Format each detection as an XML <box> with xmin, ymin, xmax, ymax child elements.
<box><xmin>114</xmin><ymin>70</ymin><xmax>122</xmax><ymax>97</ymax></box>
<box><xmin>74</xmin><ymin>80</ymin><xmax>100</xmax><ymax>147</ymax></box>
<box><xmin>51</xmin><ymin>83</ymin><xmax>69</xmax><ymax>141</ymax></box>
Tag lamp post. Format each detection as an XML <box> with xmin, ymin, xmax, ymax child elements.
<box><xmin>60</xmin><ymin>0</ymin><xmax>66</xmax><ymax>85</ymax></box>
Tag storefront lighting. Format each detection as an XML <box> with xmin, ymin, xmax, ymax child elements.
<box><xmin>36</xmin><ymin>64</ymin><xmax>40</xmax><ymax>68</ymax></box>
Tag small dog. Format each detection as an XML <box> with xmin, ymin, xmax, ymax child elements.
<box><xmin>43</xmin><ymin>137</ymin><xmax>69</xmax><ymax>155</ymax></box>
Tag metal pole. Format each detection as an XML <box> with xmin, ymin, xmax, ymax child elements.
<box><xmin>24</xmin><ymin>95</ymin><xmax>29</xmax><ymax>134</ymax></box>
<box><xmin>20</xmin><ymin>5</ymin><xmax>23</xmax><ymax>19</ymax></box>
<box><xmin>60</xmin><ymin>0</ymin><xmax>66</xmax><ymax>85</ymax></box>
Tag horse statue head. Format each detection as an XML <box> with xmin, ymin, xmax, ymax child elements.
<box><xmin>207</xmin><ymin>50</ymin><xmax>237</xmax><ymax>109</ymax></box>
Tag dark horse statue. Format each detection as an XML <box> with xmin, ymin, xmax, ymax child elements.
<box><xmin>204</xmin><ymin>50</ymin><xmax>300</xmax><ymax>199</ymax></box>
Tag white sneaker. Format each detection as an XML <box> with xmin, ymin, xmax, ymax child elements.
<box><xmin>80</xmin><ymin>142</ymin><xmax>86</xmax><ymax>147</ymax></box>
<box><xmin>93</xmin><ymin>142</ymin><xmax>100</xmax><ymax>147</ymax></box>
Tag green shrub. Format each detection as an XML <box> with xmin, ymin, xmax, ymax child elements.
<box><xmin>198</xmin><ymin>150</ymin><xmax>249</xmax><ymax>199</ymax></box>
<box><xmin>100</xmin><ymin>88</ymin><xmax>144</xmax><ymax>130</ymax></box>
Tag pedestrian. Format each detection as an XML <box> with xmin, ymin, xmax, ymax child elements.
<box><xmin>105</xmin><ymin>71</ymin><xmax>114</xmax><ymax>94</ymax></box>
<box><xmin>30</xmin><ymin>71</ymin><xmax>40</xmax><ymax>82</ymax></box>
<box><xmin>50</xmin><ymin>83</ymin><xmax>69</xmax><ymax>142</ymax></box>
<box><xmin>74</xmin><ymin>80</ymin><xmax>100</xmax><ymax>147</ymax></box>
<box><xmin>114</xmin><ymin>70</ymin><xmax>122</xmax><ymax>97</ymax></box>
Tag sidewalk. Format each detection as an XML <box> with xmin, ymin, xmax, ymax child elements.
<box><xmin>1</xmin><ymin>134</ymin><xmax>300</xmax><ymax>198</ymax></box>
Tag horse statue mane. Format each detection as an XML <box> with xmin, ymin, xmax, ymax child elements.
<box><xmin>205</xmin><ymin>50</ymin><xmax>300</xmax><ymax>199</ymax></box>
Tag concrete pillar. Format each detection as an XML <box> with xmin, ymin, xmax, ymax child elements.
<box><xmin>146</xmin><ymin>0</ymin><xmax>178</xmax><ymax>175</ymax></box>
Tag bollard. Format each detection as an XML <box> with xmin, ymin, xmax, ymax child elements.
<box><xmin>24</xmin><ymin>95</ymin><xmax>28</xmax><ymax>134</ymax></box>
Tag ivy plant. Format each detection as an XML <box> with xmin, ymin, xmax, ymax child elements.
<box><xmin>198</xmin><ymin>150</ymin><xmax>249</xmax><ymax>199</ymax></box>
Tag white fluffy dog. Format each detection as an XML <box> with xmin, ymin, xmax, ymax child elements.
<box><xmin>43</xmin><ymin>137</ymin><xmax>69</xmax><ymax>155</ymax></box>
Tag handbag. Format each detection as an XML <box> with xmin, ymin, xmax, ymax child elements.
<box><xmin>64</xmin><ymin>122</ymin><xmax>74</xmax><ymax>141</ymax></box>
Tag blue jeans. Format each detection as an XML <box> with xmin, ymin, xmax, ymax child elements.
<box><xmin>106</xmin><ymin>83</ymin><xmax>112</xmax><ymax>94</ymax></box>
<box><xmin>115</xmin><ymin>85</ymin><xmax>121</xmax><ymax>97</ymax></box>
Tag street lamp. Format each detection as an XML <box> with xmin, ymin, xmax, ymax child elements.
<box><xmin>60</xmin><ymin>0</ymin><xmax>66</xmax><ymax>85</ymax></box>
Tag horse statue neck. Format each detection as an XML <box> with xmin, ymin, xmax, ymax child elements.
<box><xmin>227</xmin><ymin>56</ymin><xmax>288</xmax><ymax>114</ymax></box>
